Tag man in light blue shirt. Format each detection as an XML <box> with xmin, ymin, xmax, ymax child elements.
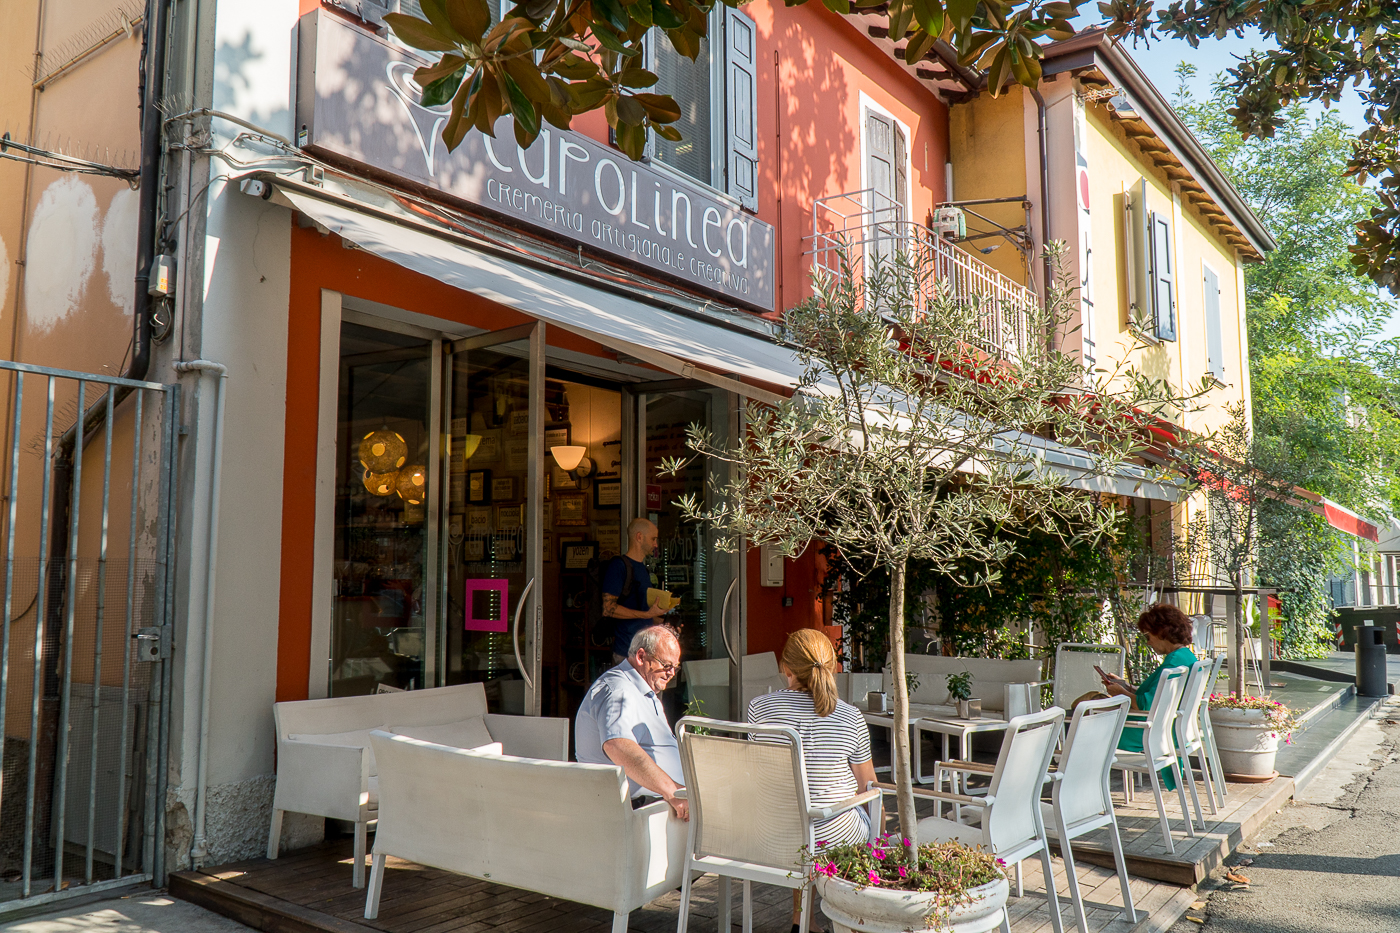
<box><xmin>575</xmin><ymin>623</ymin><xmax>688</xmax><ymax>820</ymax></box>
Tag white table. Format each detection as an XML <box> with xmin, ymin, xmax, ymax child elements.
<box><xmin>863</xmin><ymin>703</ymin><xmax>1016</xmax><ymax>784</ymax></box>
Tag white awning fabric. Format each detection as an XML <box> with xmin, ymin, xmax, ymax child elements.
<box><xmin>277</xmin><ymin>184</ymin><xmax>1182</xmax><ymax>502</ymax></box>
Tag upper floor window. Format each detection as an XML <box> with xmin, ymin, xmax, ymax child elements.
<box><xmin>1127</xmin><ymin>179</ymin><xmax>1177</xmax><ymax>342</ymax></box>
<box><xmin>647</xmin><ymin>6</ymin><xmax>758</xmax><ymax>210</ymax></box>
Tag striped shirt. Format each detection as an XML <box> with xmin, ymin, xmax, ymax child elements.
<box><xmin>746</xmin><ymin>690</ymin><xmax>873</xmax><ymax>845</ymax></box>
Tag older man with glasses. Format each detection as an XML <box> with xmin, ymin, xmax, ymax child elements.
<box><xmin>575</xmin><ymin>624</ymin><xmax>688</xmax><ymax>820</ymax></box>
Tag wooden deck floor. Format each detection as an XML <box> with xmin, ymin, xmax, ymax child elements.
<box><xmin>174</xmin><ymin>825</ymin><xmax>1194</xmax><ymax>933</ymax></box>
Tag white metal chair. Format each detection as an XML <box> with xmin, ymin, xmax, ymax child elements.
<box><xmin>674</xmin><ymin>717</ymin><xmax>880</xmax><ymax>933</ymax></box>
<box><xmin>910</xmin><ymin>706</ymin><xmax>1067</xmax><ymax>933</ymax></box>
<box><xmin>1198</xmin><ymin>652</ymin><xmax>1228</xmax><ymax>807</ymax></box>
<box><xmin>1041</xmin><ymin>696</ymin><xmax>1137</xmax><ymax>933</ymax></box>
<box><xmin>1175</xmin><ymin>660</ymin><xmax>1214</xmax><ymax>825</ymax></box>
<box><xmin>740</xmin><ymin>652</ymin><xmax>790</xmax><ymax>709</ymax></box>
<box><xmin>1052</xmin><ymin>643</ymin><xmax>1126</xmax><ymax>711</ymax></box>
<box><xmin>1113</xmin><ymin>665</ymin><xmax>1195</xmax><ymax>854</ymax></box>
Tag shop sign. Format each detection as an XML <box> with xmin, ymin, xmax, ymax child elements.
<box><xmin>295</xmin><ymin>11</ymin><xmax>775</xmax><ymax>311</ymax></box>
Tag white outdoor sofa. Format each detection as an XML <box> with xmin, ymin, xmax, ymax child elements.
<box><xmin>365</xmin><ymin>731</ymin><xmax>688</xmax><ymax>933</ymax></box>
<box><xmin>885</xmin><ymin>655</ymin><xmax>1046</xmax><ymax>713</ymax></box>
<box><xmin>268</xmin><ymin>683</ymin><xmax>569</xmax><ymax>887</ymax></box>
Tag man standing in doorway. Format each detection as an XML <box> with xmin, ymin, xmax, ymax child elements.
<box><xmin>603</xmin><ymin>517</ymin><xmax>671</xmax><ymax>666</ymax></box>
<box><xmin>575</xmin><ymin>624</ymin><xmax>689</xmax><ymax>819</ymax></box>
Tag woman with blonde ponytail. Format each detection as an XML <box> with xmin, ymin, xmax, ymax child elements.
<box><xmin>748</xmin><ymin>629</ymin><xmax>877</xmax><ymax>933</ymax></box>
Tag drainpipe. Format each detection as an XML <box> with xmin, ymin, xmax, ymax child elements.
<box><xmin>1029</xmin><ymin>87</ymin><xmax>1054</xmax><ymax>349</ymax></box>
<box><xmin>175</xmin><ymin>359</ymin><xmax>226</xmax><ymax>867</ymax></box>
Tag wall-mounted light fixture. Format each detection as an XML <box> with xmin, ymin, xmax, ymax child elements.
<box><xmin>460</xmin><ymin>434</ymin><xmax>483</xmax><ymax>460</ymax></box>
<box><xmin>550</xmin><ymin>445</ymin><xmax>593</xmax><ymax>478</ymax></box>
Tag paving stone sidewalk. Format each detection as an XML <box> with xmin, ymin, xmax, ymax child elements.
<box><xmin>0</xmin><ymin>892</ymin><xmax>253</xmax><ymax>933</ymax></box>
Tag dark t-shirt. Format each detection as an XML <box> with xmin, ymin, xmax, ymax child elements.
<box><xmin>603</xmin><ymin>555</ymin><xmax>652</xmax><ymax>656</ymax></box>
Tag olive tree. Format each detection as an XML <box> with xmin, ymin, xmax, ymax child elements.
<box><xmin>661</xmin><ymin>245</ymin><xmax>1194</xmax><ymax>859</ymax></box>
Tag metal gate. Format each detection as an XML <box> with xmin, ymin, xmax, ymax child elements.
<box><xmin>0</xmin><ymin>359</ymin><xmax>178</xmax><ymax>909</ymax></box>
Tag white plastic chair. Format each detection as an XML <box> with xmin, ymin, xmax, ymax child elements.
<box><xmin>675</xmin><ymin>717</ymin><xmax>880</xmax><ymax>933</ymax></box>
<box><xmin>1052</xmin><ymin>643</ymin><xmax>1126</xmax><ymax>711</ymax></box>
<box><xmin>910</xmin><ymin>706</ymin><xmax>1067</xmax><ymax>933</ymax></box>
<box><xmin>1175</xmin><ymin>660</ymin><xmax>1214</xmax><ymax>825</ymax></box>
<box><xmin>1198</xmin><ymin>653</ymin><xmax>1228</xmax><ymax>807</ymax></box>
<box><xmin>1113</xmin><ymin>666</ymin><xmax>1195</xmax><ymax>854</ymax></box>
<box><xmin>1041</xmin><ymin>696</ymin><xmax>1136</xmax><ymax>933</ymax></box>
<box><xmin>740</xmin><ymin>652</ymin><xmax>789</xmax><ymax>708</ymax></box>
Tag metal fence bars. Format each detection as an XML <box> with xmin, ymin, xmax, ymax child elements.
<box><xmin>809</xmin><ymin>188</ymin><xmax>1038</xmax><ymax>360</ymax></box>
<box><xmin>0</xmin><ymin>360</ymin><xmax>178</xmax><ymax>909</ymax></box>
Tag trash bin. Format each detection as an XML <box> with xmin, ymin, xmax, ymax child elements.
<box><xmin>1355</xmin><ymin>624</ymin><xmax>1388</xmax><ymax>697</ymax></box>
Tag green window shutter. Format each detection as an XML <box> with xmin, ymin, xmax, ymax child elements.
<box><xmin>724</xmin><ymin>5</ymin><xmax>758</xmax><ymax>211</ymax></box>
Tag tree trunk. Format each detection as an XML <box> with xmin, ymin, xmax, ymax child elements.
<box><xmin>888</xmin><ymin>559</ymin><xmax>918</xmax><ymax>867</ymax></box>
<box><xmin>1230</xmin><ymin>582</ymin><xmax>1245</xmax><ymax>697</ymax></box>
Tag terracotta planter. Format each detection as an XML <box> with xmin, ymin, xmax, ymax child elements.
<box><xmin>1209</xmin><ymin>707</ymin><xmax>1282</xmax><ymax>778</ymax></box>
<box><xmin>815</xmin><ymin>872</ymin><xmax>1009</xmax><ymax>933</ymax></box>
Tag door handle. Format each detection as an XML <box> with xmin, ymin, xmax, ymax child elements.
<box><xmin>720</xmin><ymin>579</ymin><xmax>739</xmax><ymax>666</ymax></box>
<box><xmin>512</xmin><ymin>577</ymin><xmax>537</xmax><ymax>691</ymax></box>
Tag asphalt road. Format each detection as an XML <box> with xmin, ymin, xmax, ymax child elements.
<box><xmin>1170</xmin><ymin>697</ymin><xmax>1400</xmax><ymax>932</ymax></box>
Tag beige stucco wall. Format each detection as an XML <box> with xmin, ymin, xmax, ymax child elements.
<box><xmin>948</xmin><ymin>90</ymin><xmax>1031</xmax><ymax>286</ymax></box>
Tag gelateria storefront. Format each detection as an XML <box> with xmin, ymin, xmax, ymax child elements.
<box><xmin>280</xmin><ymin>10</ymin><xmax>804</xmax><ymax>723</ymax></box>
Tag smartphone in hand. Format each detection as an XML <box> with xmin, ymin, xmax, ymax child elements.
<box><xmin>1094</xmin><ymin>664</ymin><xmax>1120</xmax><ymax>684</ymax></box>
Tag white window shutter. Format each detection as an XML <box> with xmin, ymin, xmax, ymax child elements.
<box><xmin>1149</xmin><ymin>211</ymin><xmax>1176</xmax><ymax>341</ymax></box>
<box><xmin>1203</xmin><ymin>263</ymin><xmax>1224</xmax><ymax>378</ymax></box>
<box><xmin>725</xmin><ymin>5</ymin><xmax>759</xmax><ymax>211</ymax></box>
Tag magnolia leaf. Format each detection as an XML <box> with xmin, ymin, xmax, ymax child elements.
<box><xmin>559</xmin><ymin>36</ymin><xmax>592</xmax><ymax>51</ymax></box>
<box><xmin>482</xmin><ymin>16</ymin><xmax>535</xmax><ymax>53</ymax></box>
<box><xmin>615</xmin><ymin>119</ymin><xmax>647</xmax><ymax>158</ymax></box>
<box><xmin>665</xmin><ymin>26</ymin><xmax>701</xmax><ymax>60</ymax></box>
<box><xmin>593</xmin><ymin>0</ymin><xmax>632</xmax><ymax>33</ymax></box>
<box><xmin>945</xmin><ymin>0</ymin><xmax>976</xmax><ymax>31</ymax></box>
<box><xmin>820</xmin><ymin>0</ymin><xmax>853</xmax><ymax>14</ymax></box>
<box><xmin>617</xmin><ymin>67</ymin><xmax>660</xmax><ymax>88</ymax></box>
<box><xmin>592</xmin><ymin>22</ymin><xmax>641</xmax><ymax>56</ymax></box>
<box><xmin>421</xmin><ymin>63</ymin><xmax>468</xmax><ymax>106</ymax></box>
<box><xmin>905</xmin><ymin>30</ymin><xmax>937</xmax><ymax>66</ymax></box>
<box><xmin>552</xmin><ymin>53</ymin><xmax>602</xmax><ymax>79</ymax></box>
<box><xmin>499</xmin><ymin>70</ymin><xmax>538</xmax><ymax>138</ymax></box>
<box><xmin>569</xmin><ymin>77</ymin><xmax>613</xmax><ymax>110</ymax></box>
<box><xmin>419</xmin><ymin>0</ymin><xmax>463</xmax><ymax>37</ymax></box>
<box><xmin>504</xmin><ymin>55</ymin><xmax>552</xmax><ymax>101</ymax></box>
<box><xmin>910</xmin><ymin>0</ymin><xmax>945</xmax><ymax>42</ymax></box>
<box><xmin>444</xmin><ymin>0</ymin><xmax>492</xmax><ymax>40</ymax></box>
<box><xmin>383</xmin><ymin>13</ymin><xmax>460</xmax><ymax>52</ymax></box>
<box><xmin>655</xmin><ymin>123</ymin><xmax>683</xmax><ymax>141</ymax></box>
<box><xmin>625</xmin><ymin>0</ymin><xmax>655</xmax><ymax>28</ymax></box>
<box><xmin>615</xmin><ymin>94</ymin><xmax>647</xmax><ymax>124</ymax></box>
<box><xmin>652</xmin><ymin>0</ymin><xmax>687</xmax><ymax>29</ymax></box>
<box><xmin>631</xmin><ymin>91</ymin><xmax>682</xmax><ymax>122</ymax></box>
<box><xmin>516</xmin><ymin>0</ymin><xmax>559</xmax><ymax>21</ymax></box>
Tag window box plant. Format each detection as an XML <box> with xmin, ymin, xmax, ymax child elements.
<box><xmin>1207</xmin><ymin>693</ymin><xmax>1298</xmax><ymax>780</ymax></box>
<box><xmin>809</xmin><ymin>837</ymin><xmax>1008</xmax><ymax>933</ymax></box>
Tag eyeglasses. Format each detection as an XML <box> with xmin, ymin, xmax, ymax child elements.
<box><xmin>645</xmin><ymin>654</ymin><xmax>679</xmax><ymax>676</ymax></box>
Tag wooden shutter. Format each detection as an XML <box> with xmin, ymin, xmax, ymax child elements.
<box><xmin>894</xmin><ymin>121</ymin><xmax>908</xmax><ymax>217</ymax></box>
<box><xmin>865</xmin><ymin>110</ymin><xmax>895</xmax><ymax>211</ymax></box>
<box><xmin>725</xmin><ymin>6</ymin><xmax>758</xmax><ymax>211</ymax></box>
<box><xmin>1149</xmin><ymin>211</ymin><xmax>1176</xmax><ymax>341</ymax></box>
<box><xmin>1203</xmin><ymin>263</ymin><xmax>1224</xmax><ymax>378</ymax></box>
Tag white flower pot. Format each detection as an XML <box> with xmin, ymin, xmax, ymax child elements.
<box><xmin>815</xmin><ymin>872</ymin><xmax>1009</xmax><ymax>933</ymax></box>
<box><xmin>1209</xmin><ymin>707</ymin><xmax>1282</xmax><ymax>778</ymax></box>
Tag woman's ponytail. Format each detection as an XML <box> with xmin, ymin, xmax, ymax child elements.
<box><xmin>781</xmin><ymin>628</ymin><xmax>840</xmax><ymax>717</ymax></box>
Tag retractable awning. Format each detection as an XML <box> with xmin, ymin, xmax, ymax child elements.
<box><xmin>273</xmin><ymin>181</ymin><xmax>1183</xmax><ymax>502</ymax></box>
<box><xmin>278</xmin><ymin>186</ymin><xmax>799</xmax><ymax>405</ymax></box>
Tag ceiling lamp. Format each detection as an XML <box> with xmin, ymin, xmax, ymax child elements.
<box><xmin>396</xmin><ymin>465</ymin><xmax>428</xmax><ymax>504</ymax></box>
<box><xmin>363</xmin><ymin>470</ymin><xmax>397</xmax><ymax>497</ymax></box>
<box><xmin>359</xmin><ymin>430</ymin><xmax>407</xmax><ymax>473</ymax></box>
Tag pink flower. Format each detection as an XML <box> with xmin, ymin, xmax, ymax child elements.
<box><xmin>817</xmin><ymin>862</ymin><xmax>837</xmax><ymax>877</ymax></box>
<box><xmin>867</xmin><ymin>870</ymin><xmax>881</xmax><ymax>885</ymax></box>
<box><xmin>816</xmin><ymin>840</ymin><xmax>828</xmax><ymax>847</ymax></box>
<box><xmin>902</xmin><ymin>837</ymin><xmax>913</xmax><ymax>847</ymax></box>
<box><xmin>873</xmin><ymin>848</ymin><xmax>887</xmax><ymax>860</ymax></box>
<box><xmin>897</xmin><ymin>866</ymin><xmax>909</xmax><ymax>880</ymax></box>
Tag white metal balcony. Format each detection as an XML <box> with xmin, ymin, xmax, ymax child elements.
<box><xmin>808</xmin><ymin>189</ymin><xmax>1039</xmax><ymax>360</ymax></box>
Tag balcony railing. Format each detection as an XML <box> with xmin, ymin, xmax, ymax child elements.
<box><xmin>808</xmin><ymin>189</ymin><xmax>1039</xmax><ymax>360</ymax></box>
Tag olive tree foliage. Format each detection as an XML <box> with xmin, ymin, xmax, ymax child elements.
<box><xmin>382</xmin><ymin>0</ymin><xmax>1082</xmax><ymax>159</ymax></box>
<box><xmin>1100</xmin><ymin>0</ymin><xmax>1400</xmax><ymax>296</ymax></box>
<box><xmin>659</xmin><ymin>244</ymin><xmax>1193</xmax><ymax>861</ymax></box>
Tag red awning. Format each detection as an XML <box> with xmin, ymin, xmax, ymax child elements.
<box><xmin>1315</xmin><ymin>496</ymin><xmax>1380</xmax><ymax>543</ymax></box>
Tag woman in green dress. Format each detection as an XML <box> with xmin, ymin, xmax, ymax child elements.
<box><xmin>1100</xmin><ymin>603</ymin><xmax>1197</xmax><ymax>789</ymax></box>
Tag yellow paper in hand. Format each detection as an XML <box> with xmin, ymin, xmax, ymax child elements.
<box><xmin>647</xmin><ymin>588</ymin><xmax>679</xmax><ymax>611</ymax></box>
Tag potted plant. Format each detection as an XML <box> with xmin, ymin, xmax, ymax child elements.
<box><xmin>945</xmin><ymin>671</ymin><xmax>979</xmax><ymax>719</ymax></box>
<box><xmin>1208</xmin><ymin>693</ymin><xmax>1298</xmax><ymax>781</ymax></box>
<box><xmin>809</xmin><ymin>836</ymin><xmax>1008</xmax><ymax>933</ymax></box>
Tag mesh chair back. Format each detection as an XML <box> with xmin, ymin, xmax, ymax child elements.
<box><xmin>1176</xmin><ymin>660</ymin><xmax>1210</xmax><ymax>749</ymax></box>
<box><xmin>1054</xmin><ymin>696</ymin><xmax>1129</xmax><ymax>828</ymax></box>
<box><xmin>983</xmin><ymin>707</ymin><xmax>1065</xmax><ymax>854</ymax></box>
<box><xmin>1053</xmin><ymin>644</ymin><xmax>1126</xmax><ymax>710</ymax></box>
<box><xmin>1143</xmin><ymin>667</ymin><xmax>1188</xmax><ymax>762</ymax></box>
<box><xmin>678</xmin><ymin>722</ymin><xmax>811</xmax><ymax>873</ymax></box>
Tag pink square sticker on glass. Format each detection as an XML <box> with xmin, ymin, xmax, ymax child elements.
<box><xmin>464</xmin><ymin>578</ymin><xmax>510</xmax><ymax>632</ymax></box>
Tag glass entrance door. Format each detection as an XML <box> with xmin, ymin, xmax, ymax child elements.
<box><xmin>441</xmin><ymin>324</ymin><xmax>545</xmax><ymax>714</ymax></box>
<box><xmin>639</xmin><ymin>388</ymin><xmax>741</xmax><ymax>720</ymax></box>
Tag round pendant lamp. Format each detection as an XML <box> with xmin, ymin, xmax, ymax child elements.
<box><xmin>359</xmin><ymin>430</ymin><xmax>407</xmax><ymax>473</ymax></box>
<box><xmin>363</xmin><ymin>469</ymin><xmax>397</xmax><ymax>497</ymax></box>
<box><xmin>396</xmin><ymin>464</ymin><xmax>428</xmax><ymax>504</ymax></box>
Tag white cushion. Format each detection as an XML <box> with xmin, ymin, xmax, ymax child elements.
<box><xmin>389</xmin><ymin>718</ymin><xmax>495</xmax><ymax>750</ymax></box>
<box><xmin>288</xmin><ymin>729</ymin><xmax>380</xmax><ymax>774</ymax></box>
